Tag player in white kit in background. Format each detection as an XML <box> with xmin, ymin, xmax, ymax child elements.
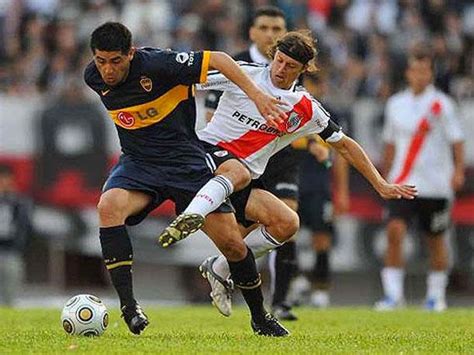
<box><xmin>375</xmin><ymin>45</ymin><xmax>465</xmax><ymax>312</ymax></box>
<box><xmin>159</xmin><ymin>31</ymin><xmax>418</xmax><ymax>317</ymax></box>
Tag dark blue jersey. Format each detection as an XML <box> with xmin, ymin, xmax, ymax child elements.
<box><xmin>84</xmin><ymin>47</ymin><xmax>211</xmax><ymax>165</ymax></box>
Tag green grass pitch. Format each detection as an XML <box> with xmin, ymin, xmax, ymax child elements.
<box><xmin>1</xmin><ymin>306</ymin><xmax>474</xmax><ymax>354</ymax></box>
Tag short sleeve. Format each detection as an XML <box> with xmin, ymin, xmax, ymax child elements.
<box><xmin>195</xmin><ymin>69</ymin><xmax>235</xmax><ymax>91</ymax></box>
<box><xmin>441</xmin><ymin>96</ymin><xmax>464</xmax><ymax>143</ymax></box>
<box><xmin>148</xmin><ymin>49</ymin><xmax>211</xmax><ymax>85</ymax></box>
<box><xmin>300</xmin><ymin>97</ymin><xmax>344</xmax><ymax>143</ymax></box>
<box><xmin>196</xmin><ymin>62</ymin><xmax>261</xmax><ymax>92</ymax></box>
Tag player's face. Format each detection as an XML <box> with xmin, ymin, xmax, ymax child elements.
<box><xmin>93</xmin><ymin>48</ymin><xmax>135</xmax><ymax>86</ymax></box>
<box><xmin>406</xmin><ymin>59</ymin><xmax>433</xmax><ymax>94</ymax></box>
<box><xmin>0</xmin><ymin>173</ymin><xmax>13</xmax><ymax>193</ymax></box>
<box><xmin>270</xmin><ymin>50</ymin><xmax>305</xmax><ymax>89</ymax></box>
<box><xmin>249</xmin><ymin>16</ymin><xmax>287</xmax><ymax>56</ymax></box>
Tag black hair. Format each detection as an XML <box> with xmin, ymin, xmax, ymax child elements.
<box><xmin>90</xmin><ymin>22</ymin><xmax>132</xmax><ymax>54</ymax></box>
<box><xmin>252</xmin><ymin>6</ymin><xmax>286</xmax><ymax>25</ymax></box>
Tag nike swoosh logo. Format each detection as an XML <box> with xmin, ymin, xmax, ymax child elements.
<box><xmin>101</xmin><ymin>89</ymin><xmax>110</xmax><ymax>96</ymax></box>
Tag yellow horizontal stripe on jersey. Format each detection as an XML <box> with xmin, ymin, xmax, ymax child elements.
<box><xmin>108</xmin><ymin>85</ymin><xmax>190</xmax><ymax>130</ymax></box>
<box><xmin>106</xmin><ymin>260</ymin><xmax>133</xmax><ymax>270</ymax></box>
<box><xmin>200</xmin><ymin>50</ymin><xmax>211</xmax><ymax>83</ymax></box>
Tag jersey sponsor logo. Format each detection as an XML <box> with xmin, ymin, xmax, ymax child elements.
<box><xmin>286</xmin><ymin>111</ymin><xmax>302</xmax><ymax>133</ymax></box>
<box><xmin>176</xmin><ymin>52</ymin><xmax>189</xmax><ymax>64</ymax></box>
<box><xmin>108</xmin><ymin>85</ymin><xmax>189</xmax><ymax>130</ymax></box>
<box><xmin>101</xmin><ymin>89</ymin><xmax>110</xmax><ymax>96</ymax></box>
<box><xmin>117</xmin><ymin>111</ymin><xmax>135</xmax><ymax>128</ymax></box>
<box><xmin>231</xmin><ymin>110</ymin><xmax>282</xmax><ymax>136</ymax></box>
<box><xmin>213</xmin><ymin>150</ymin><xmax>229</xmax><ymax>157</ymax></box>
<box><xmin>139</xmin><ymin>76</ymin><xmax>153</xmax><ymax>92</ymax></box>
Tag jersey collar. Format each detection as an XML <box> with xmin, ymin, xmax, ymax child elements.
<box><xmin>249</xmin><ymin>44</ymin><xmax>271</xmax><ymax>65</ymax></box>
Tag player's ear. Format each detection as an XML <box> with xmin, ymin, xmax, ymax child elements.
<box><xmin>300</xmin><ymin>64</ymin><xmax>308</xmax><ymax>75</ymax></box>
<box><xmin>249</xmin><ymin>26</ymin><xmax>256</xmax><ymax>43</ymax></box>
<box><xmin>128</xmin><ymin>47</ymin><xmax>136</xmax><ymax>61</ymax></box>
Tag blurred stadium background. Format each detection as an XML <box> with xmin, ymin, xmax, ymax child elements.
<box><xmin>0</xmin><ymin>0</ymin><xmax>473</xmax><ymax>308</ymax></box>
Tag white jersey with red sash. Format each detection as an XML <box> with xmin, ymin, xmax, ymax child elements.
<box><xmin>196</xmin><ymin>63</ymin><xmax>344</xmax><ymax>178</ymax></box>
<box><xmin>383</xmin><ymin>85</ymin><xmax>463</xmax><ymax>198</ymax></box>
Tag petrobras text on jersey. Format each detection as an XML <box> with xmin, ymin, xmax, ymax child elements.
<box><xmin>231</xmin><ymin>110</ymin><xmax>283</xmax><ymax>136</ymax></box>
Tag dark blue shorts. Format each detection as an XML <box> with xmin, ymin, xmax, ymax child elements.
<box><xmin>103</xmin><ymin>154</ymin><xmax>233</xmax><ymax>225</ymax></box>
<box><xmin>260</xmin><ymin>147</ymin><xmax>300</xmax><ymax>200</ymax></box>
<box><xmin>299</xmin><ymin>190</ymin><xmax>333</xmax><ymax>234</ymax></box>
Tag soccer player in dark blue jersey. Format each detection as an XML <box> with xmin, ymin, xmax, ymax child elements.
<box><xmin>84</xmin><ymin>22</ymin><xmax>289</xmax><ymax>336</ymax></box>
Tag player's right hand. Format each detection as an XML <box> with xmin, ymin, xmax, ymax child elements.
<box><xmin>377</xmin><ymin>183</ymin><xmax>418</xmax><ymax>200</ymax></box>
<box><xmin>253</xmin><ymin>91</ymin><xmax>289</xmax><ymax>128</ymax></box>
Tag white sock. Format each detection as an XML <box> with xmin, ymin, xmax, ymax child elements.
<box><xmin>211</xmin><ymin>226</ymin><xmax>282</xmax><ymax>280</ymax></box>
<box><xmin>381</xmin><ymin>267</ymin><xmax>405</xmax><ymax>302</ymax></box>
<box><xmin>244</xmin><ymin>225</ymin><xmax>282</xmax><ymax>258</ymax></box>
<box><xmin>184</xmin><ymin>175</ymin><xmax>234</xmax><ymax>216</ymax></box>
<box><xmin>426</xmin><ymin>270</ymin><xmax>447</xmax><ymax>301</ymax></box>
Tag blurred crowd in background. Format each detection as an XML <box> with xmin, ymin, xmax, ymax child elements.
<box><xmin>0</xmin><ymin>0</ymin><xmax>473</xmax><ymax>103</ymax></box>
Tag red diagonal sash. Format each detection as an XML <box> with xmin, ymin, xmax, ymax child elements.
<box><xmin>394</xmin><ymin>100</ymin><xmax>442</xmax><ymax>184</ymax></box>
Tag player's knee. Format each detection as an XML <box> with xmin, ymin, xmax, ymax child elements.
<box><xmin>217</xmin><ymin>160</ymin><xmax>251</xmax><ymax>191</ymax></box>
<box><xmin>272</xmin><ymin>209</ymin><xmax>299</xmax><ymax>242</ymax></box>
<box><xmin>97</xmin><ymin>195</ymin><xmax>125</xmax><ymax>225</ymax></box>
<box><xmin>233</xmin><ymin>167</ymin><xmax>251</xmax><ymax>191</ymax></box>
<box><xmin>387</xmin><ymin>219</ymin><xmax>406</xmax><ymax>242</ymax></box>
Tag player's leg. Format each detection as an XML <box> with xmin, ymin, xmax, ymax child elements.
<box><xmin>200</xmin><ymin>188</ymin><xmax>298</xmax><ymax>317</ymax></box>
<box><xmin>184</xmin><ymin>157</ymin><xmax>251</xmax><ymax>215</ymax></box>
<box><xmin>310</xmin><ymin>231</ymin><xmax>332</xmax><ymax>308</ymax></box>
<box><xmin>375</xmin><ymin>200</ymin><xmax>411</xmax><ymax>310</ymax></box>
<box><xmin>266</xmin><ymin>197</ymin><xmax>299</xmax><ymax>320</ymax></box>
<box><xmin>159</xmin><ymin>147</ymin><xmax>250</xmax><ymax>247</ymax></box>
<box><xmin>97</xmin><ymin>187</ymin><xmax>152</xmax><ymax>334</ymax></box>
<box><xmin>307</xmin><ymin>197</ymin><xmax>334</xmax><ymax>308</ymax></box>
<box><xmin>203</xmin><ymin>188</ymin><xmax>299</xmax><ymax>319</ymax></box>
<box><xmin>202</xmin><ymin>211</ymin><xmax>289</xmax><ymax>336</ymax></box>
<box><xmin>422</xmin><ymin>198</ymin><xmax>450</xmax><ymax>311</ymax></box>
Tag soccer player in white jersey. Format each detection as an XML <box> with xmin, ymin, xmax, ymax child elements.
<box><xmin>375</xmin><ymin>45</ymin><xmax>465</xmax><ymax>312</ymax></box>
<box><xmin>158</xmin><ymin>31</ymin><xmax>418</xmax><ymax>316</ymax></box>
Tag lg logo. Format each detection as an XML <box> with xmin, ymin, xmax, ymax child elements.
<box><xmin>117</xmin><ymin>112</ymin><xmax>135</xmax><ymax>128</ymax></box>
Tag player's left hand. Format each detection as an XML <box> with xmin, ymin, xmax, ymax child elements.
<box><xmin>376</xmin><ymin>183</ymin><xmax>418</xmax><ymax>200</ymax></box>
<box><xmin>253</xmin><ymin>91</ymin><xmax>290</xmax><ymax>128</ymax></box>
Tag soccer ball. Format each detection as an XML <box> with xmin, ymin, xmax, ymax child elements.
<box><xmin>61</xmin><ymin>294</ymin><xmax>109</xmax><ymax>336</ymax></box>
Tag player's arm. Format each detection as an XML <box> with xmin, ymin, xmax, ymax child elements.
<box><xmin>328</xmin><ymin>135</ymin><xmax>417</xmax><ymax>200</ymax></box>
<box><xmin>441</xmin><ymin>97</ymin><xmax>465</xmax><ymax>191</ymax></box>
<box><xmin>208</xmin><ymin>51</ymin><xmax>287</xmax><ymax>127</ymax></box>
<box><xmin>452</xmin><ymin>141</ymin><xmax>465</xmax><ymax>191</ymax></box>
<box><xmin>332</xmin><ymin>152</ymin><xmax>350</xmax><ymax>214</ymax></box>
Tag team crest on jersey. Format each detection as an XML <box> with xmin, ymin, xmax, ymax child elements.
<box><xmin>214</xmin><ymin>150</ymin><xmax>229</xmax><ymax>157</ymax></box>
<box><xmin>286</xmin><ymin>111</ymin><xmax>302</xmax><ymax>133</ymax></box>
<box><xmin>140</xmin><ymin>76</ymin><xmax>153</xmax><ymax>92</ymax></box>
<box><xmin>118</xmin><ymin>111</ymin><xmax>135</xmax><ymax>128</ymax></box>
